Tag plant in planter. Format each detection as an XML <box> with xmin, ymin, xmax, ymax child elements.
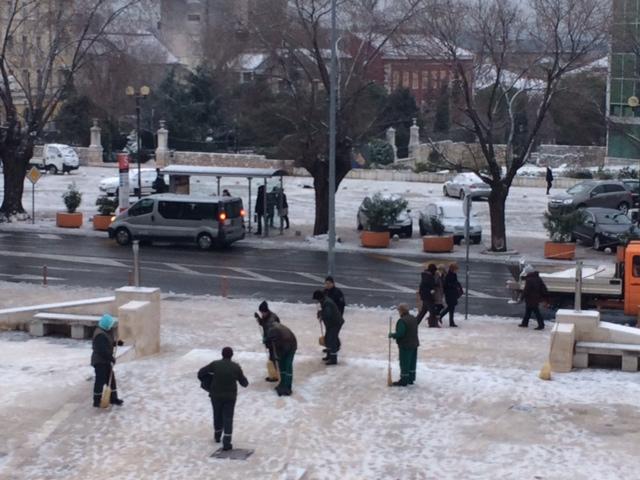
<box><xmin>423</xmin><ymin>216</ymin><xmax>454</xmax><ymax>253</ymax></box>
<box><xmin>542</xmin><ymin>209</ymin><xmax>584</xmax><ymax>260</ymax></box>
<box><xmin>93</xmin><ymin>195</ymin><xmax>118</xmax><ymax>231</ymax></box>
<box><xmin>360</xmin><ymin>193</ymin><xmax>408</xmax><ymax>248</ymax></box>
<box><xmin>56</xmin><ymin>182</ymin><xmax>83</xmax><ymax>228</ymax></box>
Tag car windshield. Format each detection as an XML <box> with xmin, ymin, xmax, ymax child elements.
<box><xmin>567</xmin><ymin>183</ymin><xmax>593</xmax><ymax>195</ymax></box>
<box><xmin>595</xmin><ymin>212</ymin><xmax>632</xmax><ymax>225</ymax></box>
<box><xmin>59</xmin><ymin>146</ymin><xmax>75</xmax><ymax>156</ymax></box>
<box><xmin>440</xmin><ymin>206</ymin><xmax>464</xmax><ymax>218</ymax></box>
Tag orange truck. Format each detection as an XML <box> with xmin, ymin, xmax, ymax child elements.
<box><xmin>507</xmin><ymin>241</ymin><xmax>640</xmax><ymax>317</ymax></box>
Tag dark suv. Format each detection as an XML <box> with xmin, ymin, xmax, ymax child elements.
<box><xmin>548</xmin><ymin>180</ymin><xmax>633</xmax><ymax>215</ymax></box>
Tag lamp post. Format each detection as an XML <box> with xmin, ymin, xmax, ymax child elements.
<box><xmin>126</xmin><ymin>85</ymin><xmax>150</xmax><ymax>199</ymax></box>
<box><xmin>328</xmin><ymin>0</ymin><xmax>337</xmax><ymax>277</ymax></box>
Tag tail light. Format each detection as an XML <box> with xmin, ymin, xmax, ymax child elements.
<box><xmin>240</xmin><ymin>209</ymin><xmax>246</xmax><ymax>217</ymax></box>
<box><xmin>219</xmin><ymin>212</ymin><xmax>227</xmax><ymax>222</ymax></box>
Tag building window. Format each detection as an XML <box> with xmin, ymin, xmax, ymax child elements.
<box><xmin>431</xmin><ymin>70</ymin><xmax>438</xmax><ymax>91</ymax></box>
<box><xmin>392</xmin><ymin>71</ymin><xmax>400</xmax><ymax>90</ymax></box>
<box><xmin>412</xmin><ymin>72</ymin><xmax>419</xmax><ymax>90</ymax></box>
<box><xmin>402</xmin><ymin>71</ymin><xmax>409</xmax><ymax>88</ymax></box>
<box><xmin>422</xmin><ymin>71</ymin><xmax>429</xmax><ymax>89</ymax></box>
<box><xmin>187</xmin><ymin>14</ymin><xmax>201</xmax><ymax>21</ymax></box>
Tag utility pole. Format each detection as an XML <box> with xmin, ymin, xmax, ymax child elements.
<box><xmin>328</xmin><ymin>0</ymin><xmax>337</xmax><ymax>277</ymax></box>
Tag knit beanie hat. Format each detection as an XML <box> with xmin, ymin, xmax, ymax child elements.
<box><xmin>312</xmin><ymin>290</ymin><xmax>325</xmax><ymax>301</ymax></box>
<box><xmin>99</xmin><ymin>313</ymin><xmax>116</xmax><ymax>331</ymax></box>
<box><xmin>259</xmin><ymin>301</ymin><xmax>269</xmax><ymax>313</ymax></box>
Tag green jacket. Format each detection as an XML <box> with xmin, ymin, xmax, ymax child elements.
<box><xmin>319</xmin><ymin>297</ymin><xmax>344</xmax><ymax>329</ymax></box>
<box><xmin>391</xmin><ymin>314</ymin><xmax>419</xmax><ymax>350</ymax></box>
<box><xmin>198</xmin><ymin>359</ymin><xmax>248</xmax><ymax>400</ymax></box>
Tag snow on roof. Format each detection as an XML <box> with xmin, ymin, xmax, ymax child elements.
<box><xmin>381</xmin><ymin>34</ymin><xmax>473</xmax><ymax>60</ymax></box>
<box><xmin>474</xmin><ymin>64</ymin><xmax>546</xmax><ymax>91</ymax></box>
<box><xmin>232</xmin><ymin>53</ymin><xmax>269</xmax><ymax>71</ymax></box>
<box><xmin>569</xmin><ymin>55</ymin><xmax>609</xmax><ymax>75</ymax></box>
<box><xmin>161</xmin><ymin>165</ymin><xmax>288</xmax><ymax>178</ymax></box>
<box><xmin>100</xmin><ymin>32</ymin><xmax>181</xmax><ymax>65</ymax></box>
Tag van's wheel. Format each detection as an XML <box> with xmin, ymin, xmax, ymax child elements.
<box><xmin>115</xmin><ymin>227</ymin><xmax>132</xmax><ymax>246</ymax></box>
<box><xmin>443</xmin><ymin>186</ymin><xmax>448</xmax><ymax>197</ymax></box>
<box><xmin>618</xmin><ymin>202</ymin><xmax>630</xmax><ymax>215</ymax></box>
<box><xmin>593</xmin><ymin>235</ymin><xmax>602</xmax><ymax>251</ymax></box>
<box><xmin>197</xmin><ymin>233</ymin><xmax>213</xmax><ymax>250</ymax></box>
<box><xmin>47</xmin><ymin>165</ymin><xmax>58</xmax><ymax>175</ymax></box>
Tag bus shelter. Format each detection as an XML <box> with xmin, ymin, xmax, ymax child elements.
<box><xmin>161</xmin><ymin>165</ymin><xmax>288</xmax><ymax>237</ymax></box>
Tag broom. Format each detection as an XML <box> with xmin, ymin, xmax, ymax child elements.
<box><xmin>387</xmin><ymin>316</ymin><xmax>393</xmax><ymax>387</ymax></box>
<box><xmin>318</xmin><ymin>320</ymin><xmax>325</xmax><ymax>347</ymax></box>
<box><xmin>267</xmin><ymin>342</ymin><xmax>281</xmax><ymax>382</ymax></box>
<box><xmin>539</xmin><ymin>324</ymin><xmax>557</xmax><ymax>381</ymax></box>
<box><xmin>100</xmin><ymin>345</ymin><xmax>117</xmax><ymax>408</ymax></box>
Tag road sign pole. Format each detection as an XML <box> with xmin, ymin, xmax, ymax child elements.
<box><xmin>464</xmin><ymin>195</ymin><xmax>471</xmax><ymax>320</ymax></box>
<box><xmin>132</xmin><ymin>240</ymin><xmax>140</xmax><ymax>287</ymax></box>
<box><xmin>32</xmin><ymin>183</ymin><xmax>35</xmax><ymax>224</ymax></box>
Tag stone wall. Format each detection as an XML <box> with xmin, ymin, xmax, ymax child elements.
<box><xmin>533</xmin><ymin>144</ymin><xmax>606</xmax><ymax>168</ymax></box>
<box><xmin>168</xmin><ymin>150</ymin><xmax>295</xmax><ymax>172</ymax></box>
<box><xmin>413</xmin><ymin>141</ymin><xmax>508</xmax><ymax>168</ymax></box>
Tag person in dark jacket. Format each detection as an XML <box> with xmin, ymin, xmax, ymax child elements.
<box><xmin>255</xmin><ymin>184</ymin><xmax>266</xmax><ymax>235</ymax></box>
<box><xmin>416</xmin><ymin>264</ymin><xmax>438</xmax><ymax>327</ymax></box>
<box><xmin>440</xmin><ymin>263</ymin><xmax>462</xmax><ymax>327</ymax></box>
<box><xmin>519</xmin><ymin>268</ymin><xmax>548</xmax><ymax>330</ymax></box>
<box><xmin>313</xmin><ymin>290</ymin><xmax>344</xmax><ymax>365</ymax></box>
<box><xmin>277</xmin><ymin>188</ymin><xmax>290</xmax><ymax>229</ymax></box>
<box><xmin>324</xmin><ymin>276</ymin><xmax>346</xmax><ymax>316</ymax></box>
<box><xmin>264</xmin><ymin>322</ymin><xmax>297</xmax><ymax>396</ymax></box>
<box><xmin>91</xmin><ymin>314</ymin><xmax>123</xmax><ymax>407</ymax></box>
<box><xmin>255</xmin><ymin>301</ymin><xmax>280</xmax><ymax>382</ymax></box>
<box><xmin>266</xmin><ymin>188</ymin><xmax>278</xmax><ymax>228</ymax></box>
<box><xmin>546</xmin><ymin>166</ymin><xmax>553</xmax><ymax>195</ymax></box>
<box><xmin>197</xmin><ymin>347</ymin><xmax>248</xmax><ymax>451</ymax></box>
<box><xmin>152</xmin><ymin>168</ymin><xmax>168</xmax><ymax>194</ymax></box>
<box><xmin>389</xmin><ymin>304</ymin><xmax>420</xmax><ymax>386</ymax></box>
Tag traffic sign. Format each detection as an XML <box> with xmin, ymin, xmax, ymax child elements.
<box><xmin>26</xmin><ymin>166</ymin><xmax>42</xmax><ymax>184</ymax></box>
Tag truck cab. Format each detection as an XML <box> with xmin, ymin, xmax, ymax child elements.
<box><xmin>29</xmin><ymin>144</ymin><xmax>80</xmax><ymax>174</ymax></box>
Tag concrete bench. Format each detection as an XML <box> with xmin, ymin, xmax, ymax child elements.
<box><xmin>30</xmin><ymin>312</ymin><xmax>117</xmax><ymax>340</ymax></box>
<box><xmin>574</xmin><ymin>341</ymin><xmax>640</xmax><ymax>372</ymax></box>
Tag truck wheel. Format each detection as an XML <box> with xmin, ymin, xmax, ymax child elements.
<box><xmin>47</xmin><ymin>165</ymin><xmax>58</xmax><ymax>175</ymax></box>
<box><xmin>197</xmin><ymin>233</ymin><xmax>213</xmax><ymax>250</ymax></box>
<box><xmin>115</xmin><ymin>228</ymin><xmax>132</xmax><ymax>246</ymax></box>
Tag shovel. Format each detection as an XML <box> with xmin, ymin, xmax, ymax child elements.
<box><xmin>387</xmin><ymin>316</ymin><xmax>393</xmax><ymax>387</ymax></box>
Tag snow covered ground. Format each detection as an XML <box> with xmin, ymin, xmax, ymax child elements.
<box><xmin>1</xmin><ymin>164</ymin><xmax>622</xmax><ymax>264</ymax></box>
<box><xmin>2</xmin><ymin>281</ymin><xmax>640</xmax><ymax>479</ymax></box>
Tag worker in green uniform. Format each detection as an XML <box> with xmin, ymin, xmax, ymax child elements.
<box><xmin>388</xmin><ymin>304</ymin><xmax>419</xmax><ymax>387</ymax></box>
<box><xmin>265</xmin><ymin>322</ymin><xmax>297</xmax><ymax>396</ymax></box>
<box><xmin>198</xmin><ymin>347</ymin><xmax>249</xmax><ymax>451</ymax></box>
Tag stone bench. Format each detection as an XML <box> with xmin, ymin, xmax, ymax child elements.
<box><xmin>30</xmin><ymin>312</ymin><xmax>117</xmax><ymax>340</ymax></box>
<box><xmin>574</xmin><ymin>341</ymin><xmax>640</xmax><ymax>372</ymax></box>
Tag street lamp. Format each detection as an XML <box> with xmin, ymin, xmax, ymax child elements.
<box><xmin>126</xmin><ymin>85</ymin><xmax>150</xmax><ymax>199</ymax></box>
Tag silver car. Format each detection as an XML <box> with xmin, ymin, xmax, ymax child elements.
<box><xmin>419</xmin><ymin>200</ymin><xmax>482</xmax><ymax>244</ymax></box>
<box><xmin>443</xmin><ymin>172</ymin><xmax>491</xmax><ymax>200</ymax></box>
<box><xmin>548</xmin><ymin>180</ymin><xmax>633</xmax><ymax>215</ymax></box>
<box><xmin>108</xmin><ymin>194</ymin><xmax>246</xmax><ymax>249</ymax></box>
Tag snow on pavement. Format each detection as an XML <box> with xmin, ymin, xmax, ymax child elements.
<box><xmin>2</xmin><ymin>281</ymin><xmax>640</xmax><ymax>479</ymax></box>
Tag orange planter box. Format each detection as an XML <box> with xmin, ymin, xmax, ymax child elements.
<box><xmin>361</xmin><ymin>231</ymin><xmax>390</xmax><ymax>248</ymax></box>
<box><xmin>56</xmin><ymin>212</ymin><xmax>83</xmax><ymax>228</ymax></box>
<box><xmin>423</xmin><ymin>235</ymin><xmax>454</xmax><ymax>253</ymax></box>
<box><xmin>92</xmin><ymin>215</ymin><xmax>113</xmax><ymax>231</ymax></box>
<box><xmin>544</xmin><ymin>241</ymin><xmax>575</xmax><ymax>260</ymax></box>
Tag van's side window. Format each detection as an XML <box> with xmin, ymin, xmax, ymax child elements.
<box><xmin>633</xmin><ymin>256</ymin><xmax>640</xmax><ymax>277</ymax></box>
<box><xmin>158</xmin><ymin>201</ymin><xmax>184</xmax><ymax>219</ymax></box>
<box><xmin>128</xmin><ymin>198</ymin><xmax>154</xmax><ymax>217</ymax></box>
<box><xmin>158</xmin><ymin>201</ymin><xmax>218</xmax><ymax>220</ymax></box>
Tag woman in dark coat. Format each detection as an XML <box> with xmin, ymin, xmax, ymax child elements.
<box><xmin>440</xmin><ymin>263</ymin><xmax>462</xmax><ymax>327</ymax></box>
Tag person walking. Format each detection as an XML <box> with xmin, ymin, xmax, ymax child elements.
<box><xmin>255</xmin><ymin>301</ymin><xmax>280</xmax><ymax>382</ymax></box>
<box><xmin>416</xmin><ymin>264</ymin><xmax>437</xmax><ymax>327</ymax></box>
<box><xmin>267</xmin><ymin>187</ymin><xmax>278</xmax><ymax>228</ymax></box>
<box><xmin>433</xmin><ymin>265</ymin><xmax>446</xmax><ymax>325</ymax></box>
<box><xmin>277</xmin><ymin>188</ymin><xmax>290</xmax><ymax>229</ymax></box>
<box><xmin>264</xmin><ymin>321</ymin><xmax>297</xmax><ymax>396</ymax></box>
<box><xmin>91</xmin><ymin>314</ymin><xmax>123</xmax><ymax>407</ymax></box>
<box><xmin>198</xmin><ymin>347</ymin><xmax>249</xmax><ymax>451</ymax></box>
<box><xmin>152</xmin><ymin>168</ymin><xmax>168</xmax><ymax>194</ymax></box>
<box><xmin>255</xmin><ymin>184</ymin><xmax>266</xmax><ymax>235</ymax></box>
<box><xmin>546</xmin><ymin>165</ymin><xmax>553</xmax><ymax>195</ymax></box>
<box><xmin>518</xmin><ymin>267</ymin><xmax>548</xmax><ymax>330</ymax></box>
<box><xmin>440</xmin><ymin>263</ymin><xmax>462</xmax><ymax>327</ymax></box>
<box><xmin>388</xmin><ymin>304</ymin><xmax>419</xmax><ymax>386</ymax></box>
<box><xmin>313</xmin><ymin>290</ymin><xmax>344</xmax><ymax>365</ymax></box>
<box><xmin>222</xmin><ymin>189</ymin><xmax>231</xmax><ymax>197</ymax></box>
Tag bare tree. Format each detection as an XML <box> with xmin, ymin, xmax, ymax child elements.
<box><xmin>0</xmin><ymin>0</ymin><xmax>137</xmax><ymax>220</ymax></box>
<box><xmin>253</xmin><ymin>0</ymin><xmax>420</xmax><ymax>235</ymax></box>
<box><xmin>417</xmin><ymin>0</ymin><xmax>610</xmax><ymax>251</ymax></box>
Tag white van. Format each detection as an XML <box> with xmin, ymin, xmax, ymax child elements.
<box><xmin>108</xmin><ymin>194</ymin><xmax>246</xmax><ymax>249</ymax></box>
<box><xmin>30</xmin><ymin>144</ymin><xmax>80</xmax><ymax>174</ymax></box>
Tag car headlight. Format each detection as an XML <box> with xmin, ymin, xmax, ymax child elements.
<box><xmin>562</xmin><ymin>199</ymin><xmax>573</xmax><ymax>205</ymax></box>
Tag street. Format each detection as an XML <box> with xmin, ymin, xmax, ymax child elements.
<box><xmin>0</xmin><ymin>231</ymin><xmax>525</xmax><ymax>317</ymax></box>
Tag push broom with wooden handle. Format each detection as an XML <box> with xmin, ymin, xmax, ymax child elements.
<box><xmin>100</xmin><ymin>346</ymin><xmax>117</xmax><ymax>408</ymax></box>
<box><xmin>387</xmin><ymin>316</ymin><xmax>393</xmax><ymax>387</ymax></box>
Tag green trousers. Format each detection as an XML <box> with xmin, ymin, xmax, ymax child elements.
<box><xmin>278</xmin><ymin>349</ymin><xmax>295</xmax><ymax>391</ymax></box>
<box><xmin>399</xmin><ymin>347</ymin><xmax>418</xmax><ymax>384</ymax></box>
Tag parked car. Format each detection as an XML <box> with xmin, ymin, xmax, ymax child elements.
<box><xmin>356</xmin><ymin>194</ymin><xmax>413</xmax><ymax>238</ymax></box>
<box><xmin>108</xmin><ymin>194</ymin><xmax>246</xmax><ymax>249</ymax></box>
<box><xmin>572</xmin><ymin>207</ymin><xmax>640</xmax><ymax>251</ymax></box>
<box><xmin>442</xmin><ymin>172</ymin><xmax>491</xmax><ymax>200</ymax></box>
<box><xmin>29</xmin><ymin>144</ymin><xmax>79</xmax><ymax>174</ymax></box>
<box><xmin>99</xmin><ymin>168</ymin><xmax>165</xmax><ymax>197</ymax></box>
<box><xmin>548</xmin><ymin>180</ymin><xmax>633</xmax><ymax>215</ymax></box>
<box><xmin>621</xmin><ymin>179</ymin><xmax>640</xmax><ymax>208</ymax></box>
<box><xmin>419</xmin><ymin>200</ymin><xmax>482</xmax><ymax>244</ymax></box>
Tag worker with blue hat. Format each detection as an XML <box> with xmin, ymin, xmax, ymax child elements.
<box><xmin>91</xmin><ymin>313</ymin><xmax>123</xmax><ymax>407</ymax></box>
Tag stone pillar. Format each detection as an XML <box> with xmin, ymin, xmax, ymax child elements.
<box><xmin>386</xmin><ymin>126</ymin><xmax>398</xmax><ymax>162</ymax></box>
<box><xmin>155</xmin><ymin>120</ymin><xmax>169</xmax><ymax>167</ymax></box>
<box><xmin>87</xmin><ymin>118</ymin><xmax>103</xmax><ymax>166</ymax></box>
<box><xmin>548</xmin><ymin>322</ymin><xmax>575</xmax><ymax>372</ymax></box>
<box><xmin>408</xmin><ymin>118</ymin><xmax>420</xmax><ymax>159</ymax></box>
<box><xmin>115</xmin><ymin>286</ymin><xmax>161</xmax><ymax>357</ymax></box>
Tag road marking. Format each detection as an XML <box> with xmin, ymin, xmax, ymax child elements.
<box><xmin>367</xmin><ymin>277</ymin><xmax>415</xmax><ymax>293</ymax></box>
<box><xmin>26</xmin><ymin>402</ymin><xmax>78</xmax><ymax>449</ymax></box>
<box><xmin>0</xmin><ymin>273</ymin><xmax>64</xmax><ymax>281</ymax></box>
<box><xmin>370</xmin><ymin>255</ymin><xmax>424</xmax><ymax>268</ymax></box>
<box><xmin>467</xmin><ymin>289</ymin><xmax>495</xmax><ymax>299</ymax></box>
<box><xmin>295</xmin><ymin>272</ymin><xmax>326</xmax><ymax>283</ymax></box>
<box><xmin>227</xmin><ymin>267</ymin><xmax>275</xmax><ymax>282</ymax></box>
<box><xmin>0</xmin><ymin>249</ymin><xmax>127</xmax><ymax>268</ymax></box>
<box><xmin>37</xmin><ymin>234</ymin><xmax>62</xmax><ymax>240</ymax></box>
<box><xmin>166</xmin><ymin>263</ymin><xmax>203</xmax><ymax>275</ymax></box>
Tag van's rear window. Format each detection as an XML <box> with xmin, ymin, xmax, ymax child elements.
<box><xmin>159</xmin><ymin>201</ymin><xmax>218</xmax><ymax>220</ymax></box>
<box><xmin>223</xmin><ymin>200</ymin><xmax>244</xmax><ymax>218</ymax></box>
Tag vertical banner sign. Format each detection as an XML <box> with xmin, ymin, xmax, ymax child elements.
<box><xmin>26</xmin><ymin>166</ymin><xmax>42</xmax><ymax>224</ymax></box>
<box><xmin>117</xmin><ymin>152</ymin><xmax>130</xmax><ymax>212</ymax></box>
